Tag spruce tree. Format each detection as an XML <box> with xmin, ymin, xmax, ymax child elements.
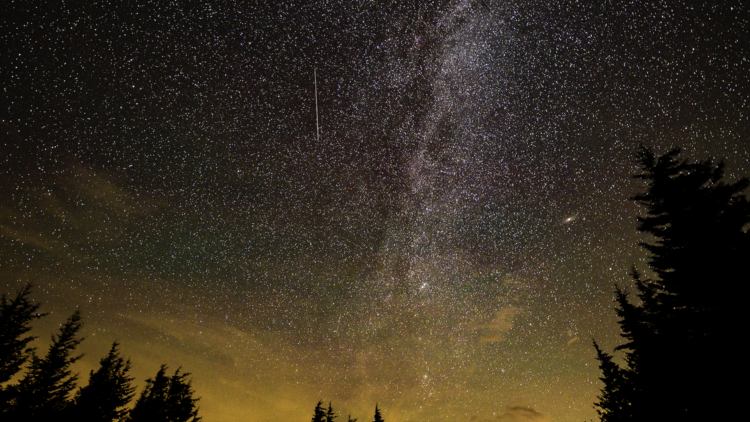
<box><xmin>0</xmin><ymin>284</ymin><xmax>45</xmax><ymax>384</ymax></box>
<box><xmin>6</xmin><ymin>310</ymin><xmax>84</xmax><ymax>421</ymax></box>
<box><xmin>165</xmin><ymin>369</ymin><xmax>201</xmax><ymax>422</ymax></box>
<box><xmin>127</xmin><ymin>365</ymin><xmax>170</xmax><ymax>422</ymax></box>
<box><xmin>631</xmin><ymin>147</ymin><xmax>748</xmax><ymax>418</ymax></box>
<box><xmin>311</xmin><ymin>400</ymin><xmax>326</xmax><ymax>422</ymax></box>
<box><xmin>326</xmin><ymin>402</ymin><xmax>337</xmax><ymax>422</ymax></box>
<box><xmin>347</xmin><ymin>414</ymin><xmax>358</xmax><ymax>422</ymax></box>
<box><xmin>631</xmin><ymin>146</ymin><xmax>749</xmax><ymax>341</ymax></box>
<box><xmin>0</xmin><ymin>284</ymin><xmax>45</xmax><ymax>413</ymax></box>
<box><xmin>127</xmin><ymin>365</ymin><xmax>200</xmax><ymax>422</ymax></box>
<box><xmin>373</xmin><ymin>404</ymin><xmax>384</xmax><ymax>422</ymax></box>
<box><xmin>594</xmin><ymin>146</ymin><xmax>750</xmax><ymax>421</ymax></box>
<box><xmin>592</xmin><ymin>340</ymin><xmax>630</xmax><ymax>422</ymax></box>
<box><xmin>73</xmin><ymin>341</ymin><xmax>135</xmax><ymax>422</ymax></box>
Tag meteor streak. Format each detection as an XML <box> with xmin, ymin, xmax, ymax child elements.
<box><xmin>315</xmin><ymin>68</ymin><xmax>320</xmax><ymax>141</ymax></box>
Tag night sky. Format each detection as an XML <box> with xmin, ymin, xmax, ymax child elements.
<box><xmin>1</xmin><ymin>1</ymin><xmax>749</xmax><ymax>421</ymax></box>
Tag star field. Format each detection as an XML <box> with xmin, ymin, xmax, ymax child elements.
<box><xmin>1</xmin><ymin>1</ymin><xmax>749</xmax><ymax>421</ymax></box>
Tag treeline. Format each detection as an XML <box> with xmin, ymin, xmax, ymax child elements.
<box><xmin>593</xmin><ymin>146</ymin><xmax>749</xmax><ymax>420</ymax></box>
<box><xmin>0</xmin><ymin>286</ymin><xmax>201</xmax><ymax>422</ymax></box>
<box><xmin>310</xmin><ymin>401</ymin><xmax>384</xmax><ymax>422</ymax></box>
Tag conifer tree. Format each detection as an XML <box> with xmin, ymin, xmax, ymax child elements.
<box><xmin>73</xmin><ymin>341</ymin><xmax>135</xmax><ymax>422</ymax></box>
<box><xmin>373</xmin><ymin>404</ymin><xmax>384</xmax><ymax>422</ymax></box>
<box><xmin>127</xmin><ymin>365</ymin><xmax>170</xmax><ymax>422</ymax></box>
<box><xmin>594</xmin><ymin>146</ymin><xmax>750</xmax><ymax>420</ymax></box>
<box><xmin>5</xmin><ymin>310</ymin><xmax>84</xmax><ymax>421</ymax></box>
<box><xmin>634</xmin><ymin>147</ymin><xmax>749</xmax><ymax>353</ymax></box>
<box><xmin>0</xmin><ymin>284</ymin><xmax>46</xmax><ymax>413</ymax></box>
<box><xmin>347</xmin><ymin>414</ymin><xmax>358</xmax><ymax>422</ymax></box>
<box><xmin>592</xmin><ymin>340</ymin><xmax>630</xmax><ymax>422</ymax></box>
<box><xmin>326</xmin><ymin>402</ymin><xmax>337</xmax><ymax>422</ymax></box>
<box><xmin>311</xmin><ymin>400</ymin><xmax>326</xmax><ymax>422</ymax></box>
<box><xmin>0</xmin><ymin>284</ymin><xmax>45</xmax><ymax>384</ymax></box>
<box><xmin>165</xmin><ymin>369</ymin><xmax>201</xmax><ymax>422</ymax></box>
<box><xmin>127</xmin><ymin>365</ymin><xmax>200</xmax><ymax>422</ymax></box>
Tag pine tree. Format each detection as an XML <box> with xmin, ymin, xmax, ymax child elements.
<box><xmin>373</xmin><ymin>404</ymin><xmax>384</xmax><ymax>422</ymax></box>
<box><xmin>127</xmin><ymin>365</ymin><xmax>200</xmax><ymax>422</ymax></box>
<box><xmin>347</xmin><ymin>414</ymin><xmax>358</xmax><ymax>422</ymax></box>
<box><xmin>6</xmin><ymin>310</ymin><xmax>84</xmax><ymax>421</ymax></box>
<box><xmin>127</xmin><ymin>365</ymin><xmax>170</xmax><ymax>422</ymax></box>
<box><xmin>592</xmin><ymin>340</ymin><xmax>630</xmax><ymax>422</ymax></box>
<box><xmin>632</xmin><ymin>146</ymin><xmax>748</xmax><ymax>418</ymax></box>
<box><xmin>594</xmin><ymin>146</ymin><xmax>750</xmax><ymax>421</ymax></box>
<box><xmin>0</xmin><ymin>284</ymin><xmax>45</xmax><ymax>413</ymax></box>
<box><xmin>632</xmin><ymin>146</ymin><xmax>750</xmax><ymax>329</ymax></box>
<box><xmin>326</xmin><ymin>402</ymin><xmax>337</xmax><ymax>422</ymax></box>
<box><xmin>165</xmin><ymin>369</ymin><xmax>201</xmax><ymax>422</ymax></box>
<box><xmin>0</xmin><ymin>284</ymin><xmax>45</xmax><ymax>384</ymax></box>
<box><xmin>73</xmin><ymin>341</ymin><xmax>135</xmax><ymax>422</ymax></box>
<box><xmin>311</xmin><ymin>400</ymin><xmax>326</xmax><ymax>422</ymax></box>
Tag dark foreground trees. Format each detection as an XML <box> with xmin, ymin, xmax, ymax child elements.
<box><xmin>312</xmin><ymin>400</ymin><xmax>327</xmax><ymax>422</ymax></box>
<box><xmin>127</xmin><ymin>365</ymin><xmax>201</xmax><ymax>422</ymax></box>
<box><xmin>0</xmin><ymin>284</ymin><xmax>44</xmax><ymax>386</ymax></box>
<box><xmin>373</xmin><ymin>404</ymin><xmax>384</xmax><ymax>422</ymax></box>
<box><xmin>0</xmin><ymin>284</ymin><xmax>44</xmax><ymax>412</ymax></box>
<box><xmin>326</xmin><ymin>402</ymin><xmax>337</xmax><ymax>422</ymax></box>
<box><xmin>8</xmin><ymin>310</ymin><xmax>84</xmax><ymax>419</ymax></box>
<box><xmin>73</xmin><ymin>342</ymin><xmax>136</xmax><ymax>421</ymax></box>
<box><xmin>594</xmin><ymin>146</ymin><xmax>749</xmax><ymax>421</ymax></box>
<box><xmin>310</xmin><ymin>402</ymin><xmax>382</xmax><ymax>422</ymax></box>
<box><xmin>0</xmin><ymin>285</ymin><xmax>201</xmax><ymax>422</ymax></box>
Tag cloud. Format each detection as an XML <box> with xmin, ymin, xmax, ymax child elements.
<box><xmin>0</xmin><ymin>223</ymin><xmax>64</xmax><ymax>254</ymax></box>
<box><xmin>470</xmin><ymin>406</ymin><xmax>551</xmax><ymax>422</ymax></box>
<box><xmin>496</xmin><ymin>406</ymin><xmax>551</xmax><ymax>422</ymax></box>
<box><xmin>0</xmin><ymin>164</ymin><xmax>160</xmax><ymax>259</ymax></box>
<box><xmin>67</xmin><ymin>166</ymin><xmax>158</xmax><ymax>217</ymax></box>
<box><xmin>477</xmin><ymin>306</ymin><xmax>521</xmax><ymax>343</ymax></box>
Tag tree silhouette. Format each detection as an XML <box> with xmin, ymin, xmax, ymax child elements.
<box><xmin>126</xmin><ymin>366</ymin><xmax>170</xmax><ymax>422</ymax></box>
<box><xmin>326</xmin><ymin>402</ymin><xmax>337</xmax><ymax>422</ymax></box>
<box><xmin>311</xmin><ymin>400</ymin><xmax>326</xmax><ymax>422</ymax></box>
<box><xmin>594</xmin><ymin>146</ymin><xmax>750</xmax><ymax>420</ymax></box>
<box><xmin>0</xmin><ymin>287</ymin><xmax>206</xmax><ymax>421</ymax></box>
<box><xmin>165</xmin><ymin>369</ymin><xmax>201</xmax><ymax>422</ymax></box>
<box><xmin>0</xmin><ymin>284</ymin><xmax>45</xmax><ymax>412</ymax></box>
<box><xmin>592</xmin><ymin>340</ymin><xmax>630</xmax><ymax>422</ymax></box>
<box><xmin>0</xmin><ymin>284</ymin><xmax>45</xmax><ymax>384</ymax></box>
<box><xmin>4</xmin><ymin>310</ymin><xmax>84</xmax><ymax>421</ymax></box>
<box><xmin>373</xmin><ymin>404</ymin><xmax>384</xmax><ymax>422</ymax></box>
<box><xmin>73</xmin><ymin>341</ymin><xmax>135</xmax><ymax>422</ymax></box>
<box><xmin>127</xmin><ymin>365</ymin><xmax>200</xmax><ymax>422</ymax></box>
<box><xmin>347</xmin><ymin>414</ymin><xmax>358</xmax><ymax>422</ymax></box>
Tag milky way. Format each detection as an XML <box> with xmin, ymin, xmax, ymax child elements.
<box><xmin>2</xmin><ymin>1</ymin><xmax>748</xmax><ymax>421</ymax></box>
